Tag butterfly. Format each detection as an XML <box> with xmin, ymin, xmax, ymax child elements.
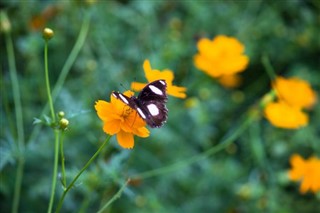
<box><xmin>112</xmin><ymin>79</ymin><xmax>168</xmax><ymax>128</ymax></box>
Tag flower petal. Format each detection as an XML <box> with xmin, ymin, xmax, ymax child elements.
<box><xmin>288</xmin><ymin>154</ymin><xmax>320</xmax><ymax>194</ymax></box>
<box><xmin>273</xmin><ymin>77</ymin><xmax>317</xmax><ymax>109</ymax></box>
<box><xmin>218</xmin><ymin>74</ymin><xmax>242</xmax><ymax>89</ymax></box>
<box><xmin>167</xmin><ymin>85</ymin><xmax>187</xmax><ymax>98</ymax></box>
<box><xmin>116</xmin><ymin>130</ymin><xmax>134</xmax><ymax>149</ymax></box>
<box><xmin>133</xmin><ymin>126</ymin><xmax>150</xmax><ymax>138</ymax></box>
<box><xmin>194</xmin><ymin>35</ymin><xmax>249</xmax><ymax>78</ymax></box>
<box><xmin>103</xmin><ymin>119</ymin><xmax>121</xmax><ymax>135</ymax></box>
<box><xmin>288</xmin><ymin>154</ymin><xmax>306</xmax><ymax>180</ymax></box>
<box><xmin>264</xmin><ymin>102</ymin><xmax>308</xmax><ymax>129</ymax></box>
<box><xmin>133</xmin><ymin>59</ymin><xmax>187</xmax><ymax>99</ymax></box>
<box><xmin>131</xmin><ymin>82</ymin><xmax>147</xmax><ymax>91</ymax></box>
<box><xmin>95</xmin><ymin>100</ymin><xmax>112</xmax><ymax>121</ymax></box>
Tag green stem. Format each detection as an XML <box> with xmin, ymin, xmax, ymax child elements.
<box><xmin>43</xmin><ymin>36</ymin><xmax>60</xmax><ymax>213</ymax></box>
<box><xmin>44</xmin><ymin>40</ymin><xmax>55</xmax><ymax>122</ymax></box>
<box><xmin>97</xmin><ymin>179</ymin><xmax>130</xmax><ymax>213</ymax></box>
<box><xmin>3</xmin><ymin>11</ymin><xmax>25</xmax><ymax>213</ymax></box>
<box><xmin>47</xmin><ymin>130</ymin><xmax>60</xmax><ymax>213</ymax></box>
<box><xmin>132</xmin><ymin>115</ymin><xmax>253</xmax><ymax>180</ymax></box>
<box><xmin>27</xmin><ymin>12</ymin><xmax>91</xmax><ymax>145</ymax></box>
<box><xmin>248</xmin><ymin>120</ymin><xmax>266</xmax><ymax>168</ymax></box>
<box><xmin>60</xmin><ymin>132</ymin><xmax>67</xmax><ymax>189</ymax></box>
<box><xmin>12</xmin><ymin>157</ymin><xmax>24</xmax><ymax>213</ymax></box>
<box><xmin>262</xmin><ymin>54</ymin><xmax>277</xmax><ymax>80</ymax></box>
<box><xmin>55</xmin><ymin>135</ymin><xmax>112</xmax><ymax>213</ymax></box>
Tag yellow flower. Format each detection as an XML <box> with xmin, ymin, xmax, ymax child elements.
<box><xmin>131</xmin><ymin>60</ymin><xmax>187</xmax><ymax>99</ymax></box>
<box><xmin>264</xmin><ymin>102</ymin><xmax>308</xmax><ymax>129</ymax></box>
<box><xmin>273</xmin><ymin>77</ymin><xmax>317</xmax><ymax>109</ymax></box>
<box><xmin>288</xmin><ymin>154</ymin><xmax>320</xmax><ymax>194</ymax></box>
<box><xmin>95</xmin><ymin>91</ymin><xmax>149</xmax><ymax>149</ymax></box>
<box><xmin>194</xmin><ymin>35</ymin><xmax>249</xmax><ymax>78</ymax></box>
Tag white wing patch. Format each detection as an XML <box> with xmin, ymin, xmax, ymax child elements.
<box><xmin>159</xmin><ymin>80</ymin><xmax>166</xmax><ymax>85</ymax></box>
<box><xmin>149</xmin><ymin>85</ymin><xmax>163</xmax><ymax>95</ymax></box>
<box><xmin>147</xmin><ymin>104</ymin><xmax>159</xmax><ymax>116</ymax></box>
<box><xmin>119</xmin><ymin>94</ymin><xmax>129</xmax><ymax>104</ymax></box>
<box><xmin>136</xmin><ymin>107</ymin><xmax>147</xmax><ymax>119</ymax></box>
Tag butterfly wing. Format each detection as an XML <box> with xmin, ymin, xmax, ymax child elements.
<box><xmin>137</xmin><ymin>79</ymin><xmax>168</xmax><ymax>102</ymax></box>
<box><xmin>112</xmin><ymin>80</ymin><xmax>168</xmax><ymax>128</ymax></box>
<box><xmin>112</xmin><ymin>92</ymin><xmax>137</xmax><ymax>109</ymax></box>
<box><xmin>136</xmin><ymin>80</ymin><xmax>168</xmax><ymax>128</ymax></box>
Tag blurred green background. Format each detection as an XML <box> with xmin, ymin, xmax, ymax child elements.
<box><xmin>1</xmin><ymin>0</ymin><xmax>320</xmax><ymax>212</ymax></box>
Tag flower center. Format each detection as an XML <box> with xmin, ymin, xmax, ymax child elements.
<box><xmin>122</xmin><ymin>106</ymin><xmax>133</xmax><ymax>119</ymax></box>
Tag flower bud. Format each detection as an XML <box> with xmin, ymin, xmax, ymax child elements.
<box><xmin>59</xmin><ymin>118</ymin><xmax>69</xmax><ymax>130</ymax></box>
<box><xmin>58</xmin><ymin>111</ymin><xmax>65</xmax><ymax>118</ymax></box>
<box><xmin>43</xmin><ymin>27</ymin><xmax>54</xmax><ymax>41</ymax></box>
<box><xmin>260</xmin><ymin>90</ymin><xmax>276</xmax><ymax>108</ymax></box>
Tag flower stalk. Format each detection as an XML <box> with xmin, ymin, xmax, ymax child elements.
<box><xmin>3</xmin><ymin>11</ymin><xmax>25</xmax><ymax>213</ymax></box>
<box><xmin>97</xmin><ymin>179</ymin><xmax>130</xmax><ymax>213</ymax></box>
<box><xmin>132</xmin><ymin>112</ymin><xmax>253</xmax><ymax>179</ymax></box>
<box><xmin>27</xmin><ymin>12</ymin><xmax>91</xmax><ymax>147</ymax></box>
<box><xmin>55</xmin><ymin>135</ymin><xmax>112</xmax><ymax>213</ymax></box>
<box><xmin>59</xmin><ymin>132</ymin><xmax>67</xmax><ymax>189</ymax></box>
<box><xmin>43</xmin><ymin>27</ymin><xmax>60</xmax><ymax>213</ymax></box>
<box><xmin>44</xmin><ymin>30</ymin><xmax>56</xmax><ymax>122</ymax></box>
<box><xmin>261</xmin><ymin>54</ymin><xmax>276</xmax><ymax>80</ymax></box>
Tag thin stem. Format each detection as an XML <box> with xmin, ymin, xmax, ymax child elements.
<box><xmin>47</xmin><ymin>130</ymin><xmax>60</xmax><ymax>213</ymax></box>
<box><xmin>43</xmin><ymin>36</ymin><xmax>60</xmax><ymax>213</ymax></box>
<box><xmin>97</xmin><ymin>179</ymin><xmax>130</xmax><ymax>213</ymax></box>
<box><xmin>27</xmin><ymin>12</ymin><xmax>91</xmax><ymax>145</ymax></box>
<box><xmin>44</xmin><ymin>40</ymin><xmax>55</xmax><ymax>122</ymax></box>
<box><xmin>55</xmin><ymin>135</ymin><xmax>112</xmax><ymax>213</ymax></box>
<box><xmin>132</xmin><ymin>114</ymin><xmax>253</xmax><ymax>180</ymax></box>
<box><xmin>60</xmin><ymin>132</ymin><xmax>67</xmax><ymax>189</ymax></box>
<box><xmin>248</xmin><ymin>120</ymin><xmax>266</xmax><ymax>168</ymax></box>
<box><xmin>12</xmin><ymin>157</ymin><xmax>24</xmax><ymax>213</ymax></box>
<box><xmin>262</xmin><ymin>54</ymin><xmax>277</xmax><ymax>81</ymax></box>
<box><xmin>4</xmin><ymin>11</ymin><xmax>25</xmax><ymax>213</ymax></box>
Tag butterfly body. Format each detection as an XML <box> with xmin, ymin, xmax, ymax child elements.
<box><xmin>112</xmin><ymin>80</ymin><xmax>168</xmax><ymax>128</ymax></box>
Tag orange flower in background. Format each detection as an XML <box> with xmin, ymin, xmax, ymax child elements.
<box><xmin>264</xmin><ymin>102</ymin><xmax>308</xmax><ymax>129</ymax></box>
<box><xmin>194</xmin><ymin>35</ymin><xmax>249</xmax><ymax>78</ymax></box>
<box><xmin>288</xmin><ymin>154</ymin><xmax>320</xmax><ymax>194</ymax></box>
<box><xmin>263</xmin><ymin>76</ymin><xmax>317</xmax><ymax>129</ymax></box>
<box><xmin>131</xmin><ymin>60</ymin><xmax>187</xmax><ymax>99</ymax></box>
<box><xmin>95</xmin><ymin>91</ymin><xmax>149</xmax><ymax>149</ymax></box>
<box><xmin>217</xmin><ymin>74</ymin><xmax>242</xmax><ymax>89</ymax></box>
<box><xmin>30</xmin><ymin>5</ymin><xmax>61</xmax><ymax>31</ymax></box>
<box><xmin>273</xmin><ymin>77</ymin><xmax>317</xmax><ymax>109</ymax></box>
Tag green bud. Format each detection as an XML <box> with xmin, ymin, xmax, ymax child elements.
<box><xmin>58</xmin><ymin>111</ymin><xmax>65</xmax><ymax>118</ymax></box>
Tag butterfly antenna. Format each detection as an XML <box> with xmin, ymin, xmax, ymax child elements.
<box><xmin>119</xmin><ymin>82</ymin><xmax>130</xmax><ymax>91</ymax></box>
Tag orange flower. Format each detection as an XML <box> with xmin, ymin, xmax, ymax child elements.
<box><xmin>217</xmin><ymin>74</ymin><xmax>242</xmax><ymax>89</ymax></box>
<box><xmin>288</xmin><ymin>154</ymin><xmax>320</xmax><ymax>194</ymax></box>
<box><xmin>264</xmin><ymin>102</ymin><xmax>308</xmax><ymax>129</ymax></box>
<box><xmin>264</xmin><ymin>76</ymin><xmax>317</xmax><ymax>129</ymax></box>
<box><xmin>273</xmin><ymin>77</ymin><xmax>317</xmax><ymax>109</ymax></box>
<box><xmin>194</xmin><ymin>35</ymin><xmax>249</xmax><ymax>78</ymax></box>
<box><xmin>30</xmin><ymin>5</ymin><xmax>61</xmax><ymax>31</ymax></box>
<box><xmin>95</xmin><ymin>91</ymin><xmax>149</xmax><ymax>149</ymax></box>
<box><xmin>131</xmin><ymin>60</ymin><xmax>187</xmax><ymax>99</ymax></box>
